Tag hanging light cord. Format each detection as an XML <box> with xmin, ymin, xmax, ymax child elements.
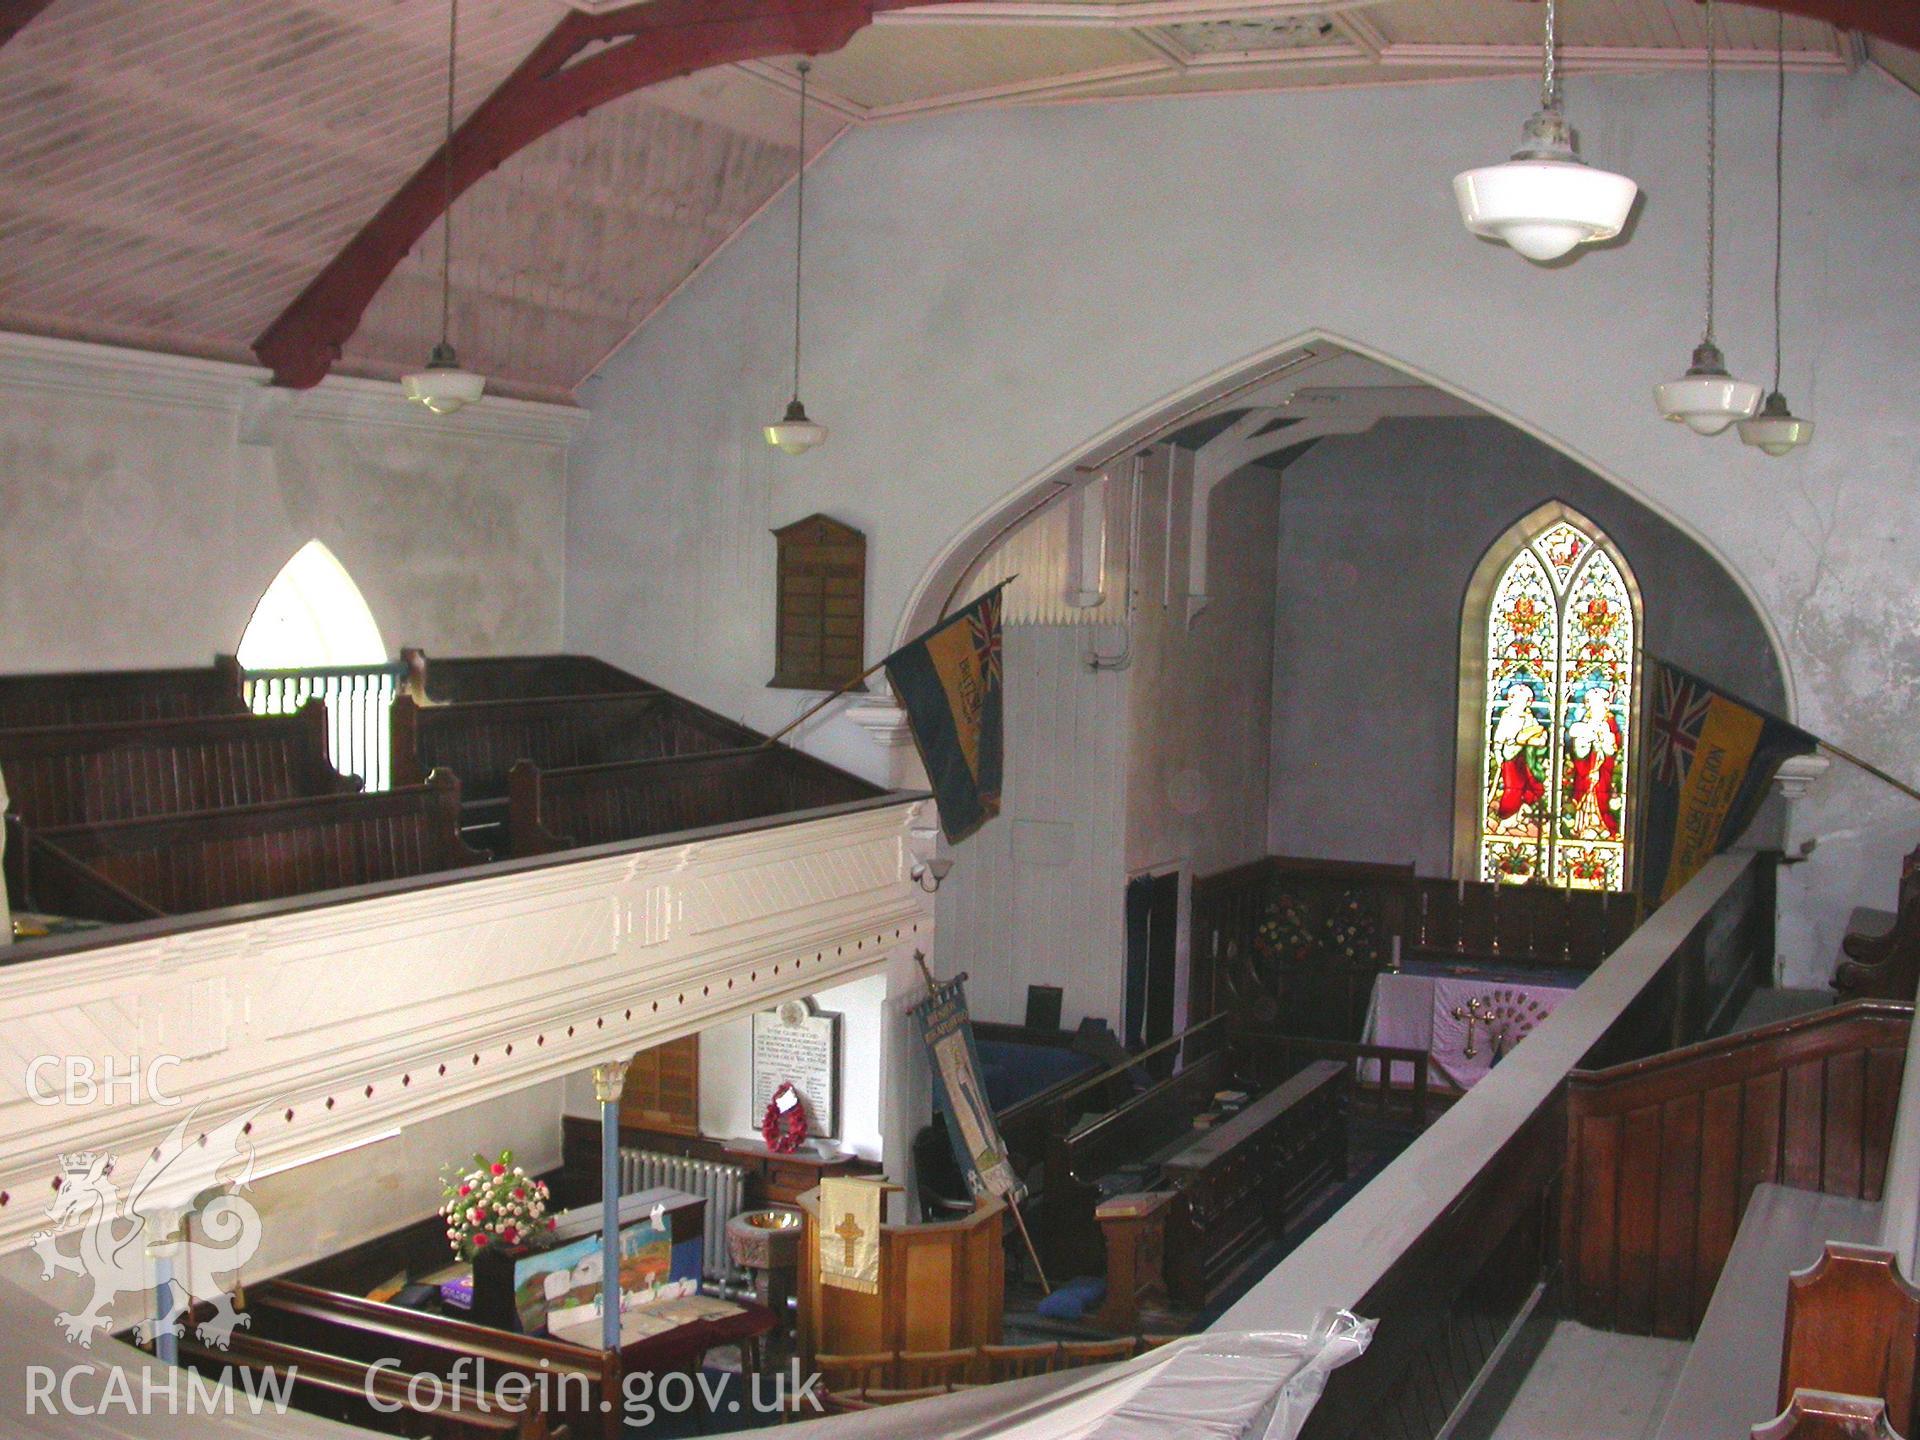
<box><xmin>790</xmin><ymin>62</ymin><xmax>810</xmax><ymax>405</ymax></box>
<box><xmin>439</xmin><ymin>0</ymin><xmax>458</xmax><ymax>352</ymax></box>
<box><xmin>1541</xmin><ymin>0</ymin><xmax>1558</xmax><ymax>113</ymax></box>
<box><xmin>1703</xmin><ymin>0</ymin><xmax>1717</xmax><ymax>346</ymax></box>
<box><xmin>1769</xmin><ymin>11</ymin><xmax>1786</xmax><ymax>394</ymax></box>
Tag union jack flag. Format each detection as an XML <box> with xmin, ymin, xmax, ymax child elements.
<box><xmin>968</xmin><ymin>590</ymin><xmax>1003</xmax><ymax>690</ymax></box>
<box><xmin>1649</xmin><ymin>668</ymin><xmax>1710</xmax><ymax>787</ymax></box>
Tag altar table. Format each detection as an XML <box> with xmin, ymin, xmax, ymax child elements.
<box><xmin>1360</xmin><ymin>969</ymin><xmax>1576</xmax><ymax>1090</ymax></box>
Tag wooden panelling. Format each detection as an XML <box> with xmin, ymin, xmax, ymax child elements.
<box><xmin>0</xmin><ymin>657</ymin><xmax>244</xmax><ymax>729</ymax></box>
<box><xmin>506</xmin><ymin>746</ymin><xmax>882</xmax><ymax>858</ymax></box>
<box><xmin>391</xmin><ymin>691</ymin><xmax>757</xmax><ymax>800</ymax></box>
<box><xmin>1563</xmin><ymin>1001</ymin><xmax>1912</xmax><ymax>1338</ymax></box>
<box><xmin>0</xmin><ymin>700</ymin><xmax>356</xmax><ymax>827</ymax></box>
<box><xmin>26</xmin><ymin>770</ymin><xmax>485</xmax><ymax>921</ymax></box>
<box><xmin>621</xmin><ymin>1033</ymin><xmax>700</xmax><ymax>1136</ymax></box>
<box><xmin>1189</xmin><ymin>854</ymin><xmax>1647</xmax><ymax>1043</ymax></box>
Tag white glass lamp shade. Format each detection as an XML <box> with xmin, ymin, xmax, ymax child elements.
<box><xmin>764</xmin><ymin>398</ymin><xmax>827</xmax><ymax>456</ymax></box>
<box><xmin>1654</xmin><ymin>341</ymin><xmax>1763</xmax><ymax>436</ymax></box>
<box><xmin>1737</xmin><ymin>391</ymin><xmax>1814</xmax><ymax>456</ymax></box>
<box><xmin>402</xmin><ymin>343</ymin><xmax>486</xmax><ymax>416</ymax></box>
<box><xmin>1454</xmin><ymin>110</ymin><xmax>1638</xmax><ymax>263</ymax></box>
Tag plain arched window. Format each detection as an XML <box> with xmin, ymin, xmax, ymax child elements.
<box><xmin>237</xmin><ymin>542</ymin><xmax>394</xmax><ymax>789</ymax></box>
<box><xmin>237</xmin><ymin>541</ymin><xmax>386</xmax><ymax>670</ymax></box>
<box><xmin>1470</xmin><ymin>510</ymin><xmax>1639</xmax><ymax>892</ymax></box>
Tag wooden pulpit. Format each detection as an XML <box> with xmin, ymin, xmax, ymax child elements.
<box><xmin>795</xmin><ymin>1184</ymin><xmax>1004</xmax><ymax>1362</ymax></box>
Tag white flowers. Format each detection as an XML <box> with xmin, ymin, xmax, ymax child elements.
<box><xmin>438</xmin><ymin>1149</ymin><xmax>552</xmax><ymax>1260</ymax></box>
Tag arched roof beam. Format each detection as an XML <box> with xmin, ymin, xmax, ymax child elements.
<box><xmin>0</xmin><ymin>1</ymin><xmax>57</xmax><ymax>50</ymax></box>
<box><xmin>254</xmin><ymin>0</ymin><xmax>945</xmax><ymax>390</ymax></box>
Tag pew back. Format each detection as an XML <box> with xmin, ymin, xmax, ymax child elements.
<box><xmin>391</xmin><ymin>692</ymin><xmax>759</xmax><ymax>800</ymax></box>
<box><xmin>0</xmin><ymin>701</ymin><xmax>358</xmax><ymax>828</ymax></box>
<box><xmin>180</xmin><ymin>1332</ymin><xmax>547</xmax><ymax>1439</ymax></box>
<box><xmin>25</xmin><ymin>771</ymin><xmax>485</xmax><ymax>921</ymax></box>
<box><xmin>247</xmin><ymin>1280</ymin><xmax>614</xmax><ymax>1440</ymax></box>
<box><xmin>0</xmin><ymin>657</ymin><xmax>246</xmax><ymax>729</ymax></box>
<box><xmin>403</xmin><ymin>649</ymin><xmax>655</xmax><ymax>703</ymax></box>
<box><xmin>507</xmin><ymin>746</ymin><xmax>885</xmax><ymax>857</ymax></box>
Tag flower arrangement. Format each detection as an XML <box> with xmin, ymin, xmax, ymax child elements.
<box><xmin>439</xmin><ymin>1149</ymin><xmax>556</xmax><ymax>1260</ymax></box>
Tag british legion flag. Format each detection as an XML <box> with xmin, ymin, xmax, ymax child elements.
<box><xmin>885</xmin><ymin>582</ymin><xmax>1007</xmax><ymax>843</ymax></box>
<box><xmin>1639</xmin><ymin>660</ymin><xmax>1815</xmax><ymax>902</ymax></box>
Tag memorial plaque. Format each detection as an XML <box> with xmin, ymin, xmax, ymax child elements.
<box><xmin>751</xmin><ymin>998</ymin><xmax>841</xmax><ymax>1139</ymax></box>
<box><xmin>770</xmin><ymin>514</ymin><xmax>867</xmax><ymax>692</ymax></box>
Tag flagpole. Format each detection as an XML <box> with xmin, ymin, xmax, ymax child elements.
<box><xmin>1649</xmin><ymin>651</ymin><xmax>1920</xmax><ymax>806</ymax></box>
<box><xmin>760</xmin><ymin>576</ymin><xmax>1018</xmax><ymax>750</ymax></box>
<box><xmin>1818</xmin><ymin>741</ymin><xmax>1920</xmax><ymax>806</ymax></box>
<box><xmin>912</xmin><ymin>952</ymin><xmax>1052</xmax><ymax>1295</ymax></box>
<box><xmin>760</xmin><ymin>656</ymin><xmax>890</xmax><ymax>748</ymax></box>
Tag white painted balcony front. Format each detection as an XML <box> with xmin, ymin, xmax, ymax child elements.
<box><xmin>0</xmin><ymin>793</ymin><xmax>934</xmax><ymax>1257</ymax></box>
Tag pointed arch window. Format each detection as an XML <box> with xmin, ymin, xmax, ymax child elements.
<box><xmin>1469</xmin><ymin>510</ymin><xmax>1639</xmax><ymax>892</ymax></box>
<box><xmin>237</xmin><ymin>542</ymin><xmax>397</xmax><ymax>790</ymax></box>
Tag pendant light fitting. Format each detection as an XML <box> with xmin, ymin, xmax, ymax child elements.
<box><xmin>765</xmin><ymin>60</ymin><xmax>827</xmax><ymax>456</ymax></box>
<box><xmin>1738</xmin><ymin>13</ymin><xmax>1813</xmax><ymax>457</ymax></box>
<box><xmin>403</xmin><ymin>0</ymin><xmax>485</xmax><ymax>416</ymax></box>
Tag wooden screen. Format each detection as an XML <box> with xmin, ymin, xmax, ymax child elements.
<box><xmin>622</xmin><ymin>1035</ymin><xmax>700</xmax><ymax>1135</ymax></box>
<box><xmin>771</xmin><ymin>514</ymin><xmax>866</xmax><ymax>691</ymax></box>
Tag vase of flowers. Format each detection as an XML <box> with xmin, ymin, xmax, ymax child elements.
<box><xmin>439</xmin><ymin>1149</ymin><xmax>556</xmax><ymax>1261</ymax></box>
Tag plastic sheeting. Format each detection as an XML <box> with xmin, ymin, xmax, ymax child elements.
<box><xmin>779</xmin><ymin>1311</ymin><xmax>1374</xmax><ymax>1440</ymax></box>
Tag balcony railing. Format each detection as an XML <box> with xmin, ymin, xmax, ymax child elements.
<box><xmin>243</xmin><ymin>661</ymin><xmax>403</xmax><ymax>791</ymax></box>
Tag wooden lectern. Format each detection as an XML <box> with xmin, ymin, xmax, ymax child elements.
<box><xmin>796</xmin><ymin>1185</ymin><xmax>1005</xmax><ymax>1362</ymax></box>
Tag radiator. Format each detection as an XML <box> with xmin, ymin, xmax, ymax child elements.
<box><xmin>618</xmin><ymin>1148</ymin><xmax>748</xmax><ymax>1280</ymax></box>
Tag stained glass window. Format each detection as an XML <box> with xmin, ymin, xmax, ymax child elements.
<box><xmin>1477</xmin><ymin>516</ymin><xmax>1635</xmax><ymax>891</ymax></box>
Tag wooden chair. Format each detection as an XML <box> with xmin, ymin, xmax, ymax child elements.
<box><xmin>1138</xmin><ymin>1332</ymin><xmax>1185</xmax><ymax>1352</ymax></box>
<box><xmin>980</xmin><ymin>1341</ymin><xmax>1060</xmax><ymax>1382</ymax></box>
<box><xmin>1059</xmin><ymin>1337</ymin><xmax>1138</xmax><ymax>1369</ymax></box>
<box><xmin>814</xmin><ymin>1350</ymin><xmax>896</xmax><ymax>1393</ymax></box>
<box><xmin>861</xmin><ymin>1386</ymin><xmax>949</xmax><ymax>1407</ymax></box>
<box><xmin>894</xmin><ymin>1345</ymin><xmax>979</xmax><ymax>1390</ymax></box>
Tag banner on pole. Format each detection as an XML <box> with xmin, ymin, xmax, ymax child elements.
<box><xmin>910</xmin><ymin>971</ymin><xmax>1018</xmax><ymax>1200</ymax></box>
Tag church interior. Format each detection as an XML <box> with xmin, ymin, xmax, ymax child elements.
<box><xmin>2</xmin><ymin>1</ymin><xmax>1919</xmax><ymax>1437</ymax></box>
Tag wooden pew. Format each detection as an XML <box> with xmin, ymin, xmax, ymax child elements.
<box><xmin>1757</xmin><ymin>1391</ymin><xmax>1906</xmax><ymax>1440</ymax></box>
<box><xmin>506</xmin><ymin>746</ymin><xmax>884</xmax><ymax>858</ymax></box>
<box><xmin>1778</xmin><ymin>1243</ymin><xmax>1920</xmax><ymax>1434</ymax></box>
<box><xmin>1041</xmin><ymin>1044</ymin><xmax>1238</xmax><ymax>1277</ymax></box>
<box><xmin>179</xmin><ymin>1332</ymin><xmax>548</xmax><ymax>1440</ymax></box>
<box><xmin>1160</xmin><ymin>1058</ymin><xmax>1349</xmax><ymax>1309</ymax></box>
<box><xmin>391</xmin><ymin>691</ymin><xmax>758</xmax><ymax>804</ymax></box>
<box><xmin>0</xmin><ymin>700</ymin><xmax>358</xmax><ymax>828</ymax></box>
<box><xmin>402</xmin><ymin>648</ymin><xmax>656</xmax><ymax>704</ymax></box>
<box><xmin>1836</xmin><ymin>846</ymin><xmax>1920</xmax><ymax>1003</ymax></box>
<box><xmin>0</xmin><ymin>656</ymin><xmax>245</xmax><ymax>729</ymax></box>
<box><xmin>22</xmin><ymin>770</ymin><xmax>485</xmax><ymax>922</ymax></box>
<box><xmin>246</xmin><ymin>1279</ymin><xmax>617</xmax><ymax>1440</ymax></box>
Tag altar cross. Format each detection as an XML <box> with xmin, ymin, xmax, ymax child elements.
<box><xmin>1451</xmin><ymin>995</ymin><xmax>1492</xmax><ymax>1059</ymax></box>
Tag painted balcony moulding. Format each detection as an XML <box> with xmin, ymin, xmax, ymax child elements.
<box><xmin>0</xmin><ymin>798</ymin><xmax>933</xmax><ymax>1255</ymax></box>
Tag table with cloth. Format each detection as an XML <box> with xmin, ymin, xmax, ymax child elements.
<box><xmin>1360</xmin><ymin>966</ymin><xmax>1577</xmax><ymax>1090</ymax></box>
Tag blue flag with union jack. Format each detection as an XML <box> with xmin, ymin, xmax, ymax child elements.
<box><xmin>1639</xmin><ymin>660</ymin><xmax>1815</xmax><ymax>901</ymax></box>
<box><xmin>885</xmin><ymin>583</ymin><xmax>1006</xmax><ymax>843</ymax></box>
